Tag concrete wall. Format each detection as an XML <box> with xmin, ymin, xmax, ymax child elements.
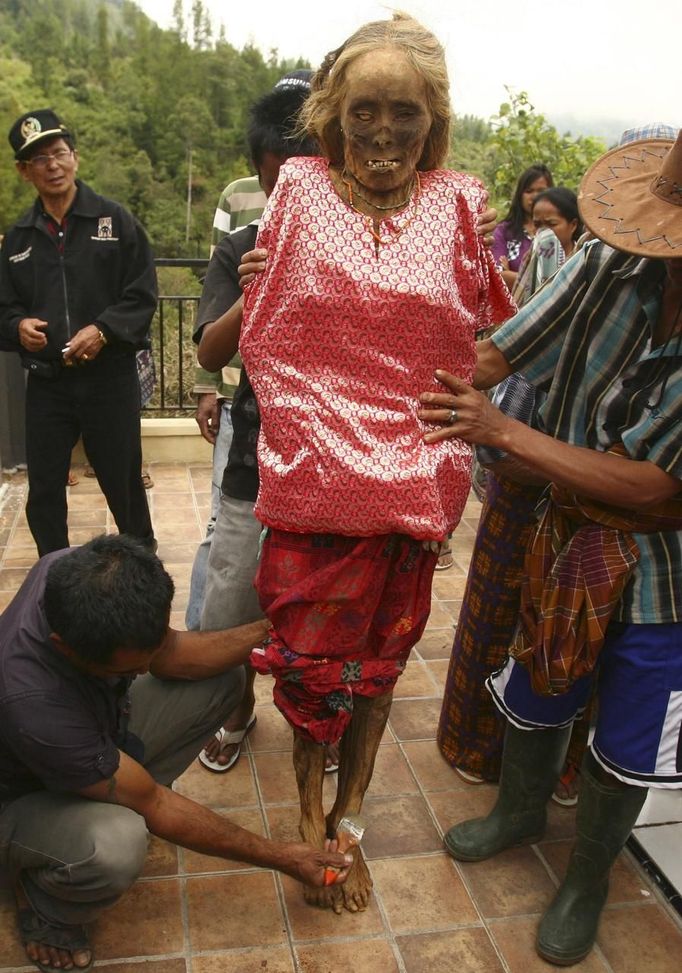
<box><xmin>72</xmin><ymin>418</ymin><xmax>212</xmax><ymax>465</ymax></box>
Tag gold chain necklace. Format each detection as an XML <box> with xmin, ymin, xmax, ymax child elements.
<box><xmin>343</xmin><ymin>171</ymin><xmax>421</xmax><ymax>247</ymax></box>
<box><xmin>341</xmin><ymin>170</ymin><xmax>414</xmax><ymax>211</ymax></box>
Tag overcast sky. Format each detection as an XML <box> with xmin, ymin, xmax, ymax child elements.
<box><xmin>138</xmin><ymin>1</ymin><xmax>679</xmax><ymax>136</ymax></box>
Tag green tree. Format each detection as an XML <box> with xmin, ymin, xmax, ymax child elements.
<box><xmin>486</xmin><ymin>89</ymin><xmax>605</xmax><ymax>211</ymax></box>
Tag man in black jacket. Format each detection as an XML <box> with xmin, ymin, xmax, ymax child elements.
<box><xmin>0</xmin><ymin>109</ymin><xmax>156</xmax><ymax>555</ymax></box>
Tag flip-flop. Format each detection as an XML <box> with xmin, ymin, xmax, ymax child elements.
<box><xmin>17</xmin><ymin>904</ymin><xmax>93</xmax><ymax>973</ymax></box>
<box><xmin>198</xmin><ymin>713</ymin><xmax>257</xmax><ymax>772</ymax></box>
<box><xmin>435</xmin><ymin>549</ymin><xmax>454</xmax><ymax>570</ymax></box>
<box><xmin>324</xmin><ymin>743</ymin><xmax>339</xmax><ymax>774</ymax></box>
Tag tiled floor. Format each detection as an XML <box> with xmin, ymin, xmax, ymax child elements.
<box><xmin>1</xmin><ymin>463</ymin><xmax>682</xmax><ymax>973</ymax></box>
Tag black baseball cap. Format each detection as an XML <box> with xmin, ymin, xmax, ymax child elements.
<box><xmin>9</xmin><ymin>109</ymin><xmax>72</xmax><ymax>161</ymax></box>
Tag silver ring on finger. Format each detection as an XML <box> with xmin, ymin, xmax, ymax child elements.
<box><xmin>446</xmin><ymin>408</ymin><xmax>458</xmax><ymax>425</ymax></box>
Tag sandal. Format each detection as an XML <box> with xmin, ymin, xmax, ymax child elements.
<box><xmin>552</xmin><ymin>762</ymin><xmax>580</xmax><ymax>806</ymax></box>
<box><xmin>199</xmin><ymin>713</ymin><xmax>257</xmax><ymax>772</ymax></box>
<box><xmin>324</xmin><ymin>741</ymin><xmax>340</xmax><ymax>774</ymax></box>
<box><xmin>141</xmin><ymin>471</ymin><xmax>154</xmax><ymax>489</ymax></box>
<box><xmin>435</xmin><ymin>547</ymin><xmax>454</xmax><ymax>570</ymax></box>
<box><xmin>454</xmin><ymin>765</ymin><xmax>486</xmax><ymax>785</ymax></box>
<box><xmin>17</xmin><ymin>903</ymin><xmax>93</xmax><ymax>973</ymax></box>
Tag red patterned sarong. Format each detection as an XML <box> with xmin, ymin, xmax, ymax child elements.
<box><xmin>250</xmin><ymin>530</ymin><xmax>437</xmax><ymax>744</ymax></box>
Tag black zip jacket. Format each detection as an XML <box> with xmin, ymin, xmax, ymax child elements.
<box><xmin>0</xmin><ymin>181</ymin><xmax>157</xmax><ymax>360</ymax></box>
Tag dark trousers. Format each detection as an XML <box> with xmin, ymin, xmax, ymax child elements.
<box><xmin>25</xmin><ymin>354</ymin><xmax>154</xmax><ymax>555</ymax></box>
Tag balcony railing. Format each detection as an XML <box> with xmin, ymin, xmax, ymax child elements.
<box><xmin>145</xmin><ymin>258</ymin><xmax>210</xmax><ymax>415</ymax></box>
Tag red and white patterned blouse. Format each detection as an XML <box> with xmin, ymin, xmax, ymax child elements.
<box><xmin>240</xmin><ymin>157</ymin><xmax>514</xmax><ymax>540</ymax></box>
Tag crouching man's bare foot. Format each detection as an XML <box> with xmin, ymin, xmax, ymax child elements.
<box><xmin>16</xmin><ymin>882</ymin><xmax>93</xmax><ymax>971</ymax></box>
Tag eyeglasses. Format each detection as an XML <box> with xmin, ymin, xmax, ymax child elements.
<box><xmin>24</xmin><ymin>148</ymin><xmax>74</xmax><ymax>170</ymax></box>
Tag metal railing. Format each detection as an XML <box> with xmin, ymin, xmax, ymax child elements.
<box><xmin>145</xmin><ymin>258</ymin><xmax>209</xmax><ymax>415</ymax></box>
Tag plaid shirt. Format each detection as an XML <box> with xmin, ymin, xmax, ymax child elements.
<box><xmin>492</xmin><ymin>240</ymin><xmax>682</xmax><ymax>623</ymax></box>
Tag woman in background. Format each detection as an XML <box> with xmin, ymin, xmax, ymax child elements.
<box><xmin>492</xmin><ymin>163</ymin><xmax>553</xmax><ymax>289</ymax></box>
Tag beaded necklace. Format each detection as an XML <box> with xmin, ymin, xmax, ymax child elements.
<box><xmin>342</xmin><ymin>170</ymin><xmax>421</xmax><ymax>247</ymax></box>
<box><xmin>341</xmin><ymin>169</ymin><xmax>414</xmax><ymax>211</ymax></box>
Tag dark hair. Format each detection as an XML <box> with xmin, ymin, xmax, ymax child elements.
<box><xmin>532</xmin><ymin>186</ymin><xmax>582</xmax><ymax>241</ymax></box>
<box><xmin>44</xmin><ymin>534</ymin><xmax>175</xmax><ymax>664</ymax></box>
<box><xmin>247</xmin><ymin>86</ymin><xmax>317</xmax><ymax>169</ymax></box>
<box><xmin>504</xmin><ymin>164</ymin><xmax>554</xmax><ymax>237</ymax></box>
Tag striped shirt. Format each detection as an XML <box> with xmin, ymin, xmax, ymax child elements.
<box><xmin>194</xmin><ymin>176</ymin><xmax>266</xmax><ymax>397</ymax></box>
<box><xmin>492</xmin><ymin>240</ymin><xmax>682</xmax><ymax>623</ymax></box>
<box><xmin>210</xmin><ymin>175</ymin><xmax>266</xmax><ymax>251</ymax></box>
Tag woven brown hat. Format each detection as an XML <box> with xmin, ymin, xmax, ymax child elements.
<box><xmin>578</xmin><ymin>130</ymin><xmax>682</xmax><ymax>258</ymax></box>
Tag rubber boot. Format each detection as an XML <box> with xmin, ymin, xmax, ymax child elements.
<box><xmin>536</xmin><ymin>754</ymin><xmax>647</xmax><ymax>966</ymax></box>
<box><xmin>444</xmin><ymin>723</ymin><xmax>571</xmax><ymax>861</ymax></box>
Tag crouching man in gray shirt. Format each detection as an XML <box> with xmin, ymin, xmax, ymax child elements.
<box><xmin>0</xmin><ymin>535</ymin><xmax>351</xmax><ymax>971</ymax></box>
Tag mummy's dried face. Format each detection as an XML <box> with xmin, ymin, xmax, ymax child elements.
<box><xmin>339</xmin><ymin>48</ymin><xmax>432</xmax><ymax>197</ymax></box>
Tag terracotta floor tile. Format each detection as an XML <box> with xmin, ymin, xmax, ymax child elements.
<box><xmin>170</xmin><ymin>610</ymin><xmax>187</xmax><ymax>629</ymax></box>
<box><xmin>5</xmin><ymin>526</ymin><xmax>33</xmax><ymax>545</ymax></box>
<box><xmin>597</xmin><ymin>903</ymin><xmax>682</xmax><ymax>972</ymax></box>
<box><xmin>372</xmin><ymin>853</ymin><xmax>478</xmax><ymax>932</ymax></box>
<box><xmin>253</xmin><ymin>750</ymin><xmax>301</xmax><ymax>804</ymax></box>
<box><xmin>388</xmin><ymin>698</ymin><xmax>442</xmax><ymax>741</ymax></box>
<box><xmin>281</xmin><ymin>873</ymin><xmax>385</xmax><ymax>940</ymax></box>
<box><xmin>157</xmin><ymin>541</ymin><xmax>202</xmax><ymax>562</ymax></box>
<box><xmin>174</xmin><ymin>753</ymin><xmax>258</xmax><ymax>808</ymax></box>
<box><xmin>2</xmin><ymin>554</ymin><xmax>35</xmax><ymax>568</ymax></box>
<box><xmin>426</xmin><ymin>783</ymin><xmax>499</xmax><ymax>833</ymax></box>
<box><xmin>141</xmin><ymin>834</ymin><xmax>179</xmax><ymax>877</ymax></box>
<box><xmin>538</xmin><ymin>841</ymin><xmax>648</xmax><ymax>905</ymax></box>
<box><xmin>64</xmin><ymin>508</ymin><xmax>108</xmax><ymax>527</ymax></box>
<box><xmin>362</xmin><ymin>795</ymin><xmax>442</xmax><ymax>858</ymax></box>
<box><xmin>152</xmin><ymin>492</ymin><xmax>194</xmax><ymax>509</ymax></box>
<box><xmin>397</xmin><ymin>928</ymin><xmax>503</xmax><ymax>973</ymax></box>
<box><xmin>164</xmin><ymin>561</ymin><xmax>194</xmax><ymax>586</ymax></box>
<box><xmin>192</xmin><ymin>946</ymin><xmax>295</xmax><ymax>973</ymax></box>
<box><xmin>186</xmin><ymin>871</ymin><xmax>284</xmax><ymax>950</ymax></box>
<box><xmin>69</xmin><ymin>526</ymin><xmax>108</xmax><ymax>545</ymax></box>
<box><xmin>66</xmin><ymin>493</ymin><xmax>108</xmax><ymax>510</ymax></box>
<box><xmin>171</xmin><ymin>589</ymin><xmax>189</xmax><ymax>611</ymax></box>
<box><xmin>152</xmin><ymin>480</ymin><xmax>195</xmax><ymax>495</ymax></box>
<box><xmin>265</xmin><ymin>803</ymin><xmax>303</xmax><ymax>843</ymax></box>
<box><xmin>0</xmin><ymin>567</ymin><xmax>29</xmax><ymax>590</ymax></box>
<box><xmin>425</xmin><ymin>659</ymin><xmax>451</xmax><ymax>693</ymax></box>
<box><xmin>488</xmin><ymin>916</ymin><xmax>609</xmax><ymax>972</ymax></box>
<box><xmin>540</xmin><ymin>799</ymin><xmax>578</xmax><ymax>840</ymax></box>
<box><xmin>427</xmin><ymin>604</ymin><xmax>458</xmax><ymax>628</ymax></box>
<box><xmin>415</xmin><ymin>628</ymin><xmax>456</xmax><ymax>660</ymax></box>
<box><xmin>393</xmin><ymin>660</ymin><xmax>439</xmax><ymax>698</ymax></box>
<box><xmin>0</xmin><ymin>592</ymin><xmax>14</xmax><ymax>611</ymax></box>
<box><xmin>402</xmin><ymin>740</ymin><xmax>467</xmax><ymax>793</ymax></box>
<box><xmin>98</xmin><ymin>962</ymin><xmax>186</xmax><ymax>973</ymax></box>
<box><xmin>248</xmin><ymin>705</ymin><xmax>294</xmax><ymax>753</ymax></box>
<box><xmin>366</xmin><ymin>744</ymin><xmax>419</xmax><ymax>799</ymax></box>
<box><xmin>0</xmin><ymin>886</ymin><xmax>29</xmax><ymax>969</ymax></box>
<box><xmin>431</xmin><ymin>573</ymin><xmax>469</xmax><ymax>600</ymax></box>
<box><xmin>459</xmin><ymin>846</ymin><xmax>558</xmax><ymax>918</ymax></box>
<box><xmin>67</xmin><ymin>478</ymin><xmax>105</xmax><ymax>494</ymax></box>
<box><xmin>296</xmin><ymin>937</ymin><xmax>399</xmax><ymax>972</ymax></box>
<box><xmin>92</xmin><ymin>878</ymin><xmax>184</xmax><ymax>958</ymax></box>
<box><xmin>182</xmin><ymin>808</ymin><xmax>266</xmax><ymax>873</ymax></box>
<box><xmin>153</xmin><ymin>507</ymin><xmax>201</xmax><ymax>526</ymax></box>
<box><xmin>154</xmin><ymin>523</ymin><xmax>202</xmax><ymax>542</ymax></box>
